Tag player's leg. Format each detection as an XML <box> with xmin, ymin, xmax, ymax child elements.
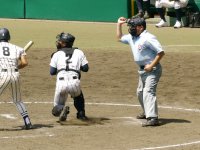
<box><xmin>155</xmin><ymin>0</ymin><xmax>168</xmax><ymax>27</ymax></box>
<box><xmin>136</xmin><ymin>75</ymin><xmax>146</xmax><ymax>119</ymax></box>
<box><xmin>173</xmin><ymin>1</ymin><xmax>188</xmax><ymax>28</ymax></box>
<box><xmin>135</xmin><ymin>0</ymin><xmax>144</xmax><ymax>17</ymax></box>
<box><xmin>73</xmin><ymin>91</ymin><xmax>88</xmax><ymax>120</ymax></box>
<box><xmin>143</xmin><ymin>0</ymin><xmax>151</xmax><ymax>19</ymax></box>
<box><xmin>0</xmin><ymin>72</ymin><xmax>11</xmax><ymax>96</ymax></box>
<box><xmin>11</xmin><ymin>74</ymin><xmax>32</xmax><ymax>130</ymax></box>
<box><xmin>142</xmin><ymin>64</ymin><xmax>162</xmax><ymax>126</ymax></box>
<box><xmin>67</xmin><ymin>78</ymin><xmax>88</xmax><ymax>120</ymax></box>
<box><xmin>52</xmin><ymin>81</ymin><xmax>68</xmax><ymax>117</ymax></box>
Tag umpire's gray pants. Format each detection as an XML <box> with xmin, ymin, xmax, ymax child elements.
<box><xmin>137</xmin><ymin>64</ymin><xmax>162</xmax><ymax>119</ymax></box>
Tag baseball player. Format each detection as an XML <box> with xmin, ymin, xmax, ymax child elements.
<box><xmin>0</xmin><ymin>28</ymin><xmax>33</xmax><ymax>130</ymax></box>
<box><xmin>155</xmin><ymin>0</ymin><xmax>189</xmax><ymax>28</ymax></box>
<box><xmin>117</xmin><ymin>17</ymin><xmax>165</xmax><ymax>127</ymax></box>
<box><xmin>50</xmin><ymin>32</ymin><xmax>89</xmax><ymax>122</ymax></box>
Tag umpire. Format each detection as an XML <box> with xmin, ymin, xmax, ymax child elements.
<box><xmin>116</xmin><ymin>17</ymin><xmax>165</xmax><ymax>127</ymax></box>
<box><xmin>50</xmin><ymin>32</ymin><xmax>89</xmax><ymax>122</ymax></box>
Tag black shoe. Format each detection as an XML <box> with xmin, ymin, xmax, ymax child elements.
<box><xmin>135</xmin><ymin>12</ymin><xmax>144</xmax><ymax>18</ymax></box>
<box><xmin>77</xmin><ymin>111</ymin><xmax>88</xmax><ymax>121</ymax></box>
<box><xmin>136</xmin><ymin>113</ymin><xmax>146</xmax><ymax>119</ymax></box>
<box><xmin>142</xmin><ymin>118</ymin><xmax>159</xmax><ymax>127</ymax></box>
<box><xmin>24</xmin><ymin>123</ymin><xmax>33</xmax><ymax>130</ymax></box>
<box><xmin>59</xmin><ymin>106</ymin><xmax>70</xmax><ymax>121</ymax></box>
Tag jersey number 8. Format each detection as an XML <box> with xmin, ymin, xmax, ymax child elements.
<box><xmin>2</xmin><ymin>47</ymin><xmax>10</xmax><ymax>56</ymax></box>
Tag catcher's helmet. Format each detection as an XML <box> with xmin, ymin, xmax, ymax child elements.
<box><xmin>0</xmin><ymin>28</ymin><xmax>10</xmax><ymax>41</ymax></box>
<box><xmin>56</xmin><ymin>32</ymin><xmax>75</xmax><ymax>44</ymax></box>
<box><xmin>127</xmin><ymin>17</ymin><xmax>146</xmax><ymax>30</ymax></box>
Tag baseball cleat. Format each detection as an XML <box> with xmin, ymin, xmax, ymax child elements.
<box><xmin>59</xmin><ymin>106</ymin><xmax>70</xmax><ymax>121</ymax></box>
<box><xmin>24</xmin><ymin>123</ymin><xmax>33</xmax><ymax>130</ymax></box>
<box><xmin>142</xmin><ymin>118</ymin><xmax>159</xmax><ymax>127</ymax></box>
<box><xmin>77</xmin><ymin>111</ymin><xmax>88</xmax><ymax>121</ymax></box>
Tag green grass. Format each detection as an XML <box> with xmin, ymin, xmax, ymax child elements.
<box><xmin>0</xmin><ymin>19</ymin><xmax>200</xmax><ymax>52</ymax></box>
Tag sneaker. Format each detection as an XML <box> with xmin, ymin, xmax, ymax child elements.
<box><xmin>24</xmin><ymin>123</ymin><xmax>33</xmax><ymax>130</ymax></box>
<box><xmin>136</xmin><ymin>113</ymin><xmax>146</xmax><ymax>119</ymax></box>
<box><xmin>142</xmin><ymin>118</ymin><xmax>159</xmax><ymax>127</ymax></box>
<box><xmin>174</xmin><ymin>20</ymin><xmax>182</xmax><ymax>28</ymax></box>
<box><xmin>59</xmin><ymin>106</ymin><xmax>70</xmax><ymax>121</ymax></box>
<box><xmin>77</xmin><ymin>111</ymin><xmax>88</xmax><ymax>121</ymax></box>
<box><xmin>155</xmin><ymin>20</ymin><xmax>168</xmax><ymax>28</ymax></box>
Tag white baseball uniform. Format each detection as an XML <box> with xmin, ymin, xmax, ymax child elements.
<box><xmin>155</xmin><ymin>0</ymin><xmax>188</xmax><ymax>9</ymax></box>
<box><xmin>0</xmin><ymin>42</ymin><xmax>31</xmax><ymax>124</ymax></box>
<box><xmin>50</xmin><ymin>48</ymin><xmax>88</xmax><ymax>110</ymax></box>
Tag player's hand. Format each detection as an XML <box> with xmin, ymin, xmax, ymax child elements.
<box><xmin>117</xmin><ymin>17</ymin><xmax>127</xmax><ymax>25</ymax></box>
<box><xmin>144</xmin><ymin>64</ymin><xmax>153</xmax><ymax>72</ymax></box>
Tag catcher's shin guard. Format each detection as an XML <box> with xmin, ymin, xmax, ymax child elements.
<box><xmin>73</xmin><ymin>92</ymin><xmax>85</xmax><ymax>112</ymax></box>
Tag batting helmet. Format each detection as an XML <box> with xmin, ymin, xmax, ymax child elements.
<box><xmin>0</xmin><ymin>28</ymin><xmax>10</xmax><ymax>41</ymax></box>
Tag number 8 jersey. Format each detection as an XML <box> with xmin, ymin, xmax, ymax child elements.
<box><xmin>0</xmin><ymin>42</ymin><xmax>26</xmax><ymax>69</ymax></box>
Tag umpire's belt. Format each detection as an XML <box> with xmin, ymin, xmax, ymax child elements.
<box><xmin>140</xmin><ymin>66</ymin><xmax>145</xmax><ymax>70</ymax></box>
<box><xmin>1</xmin><ymin>69</ymin><xmax>18</xmax><ymax>72</ymax></box>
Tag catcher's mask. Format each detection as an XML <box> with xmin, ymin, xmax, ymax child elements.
<box><xmin>0</xmin><ymin>28</ymin><xmax>10</xmax><ymax>42</ymax></box>
<box><xmin>127</xmin><ymin>17</ymin><xmax>146</xmax><ymax>37</ymax></box>
<box><xmin>56</xmin><ymin>32</ymin><xmax>75</xmax><ymax>49</ymax></box>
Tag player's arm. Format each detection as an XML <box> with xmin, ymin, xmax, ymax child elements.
<box><xmin>144</xmin><ymin>51</ymin><xmax>165</xmax><ymax>72</ymax></box>
<box><xmin>50</xmin><ymin>66</ymin><xmax>57</xmax><ymax>75</ymax></box>
<box><xmin>116</xmin><ymin>17</ymin><xmax>127</xmax><ymax>41</ymax></box>
<box><xmin>18</xmin><ymin>55</ymin><xmax>28</xmax><ymax>69</ymax></box>
<box><xmin>80</xmin><ymin>64</ymin><xmax>89</xmax><ymax>72</ymax></box>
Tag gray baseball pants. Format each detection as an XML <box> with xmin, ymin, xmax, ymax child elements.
<box><xmin>137</xmin><ymin>63</ymin><xmax>162</xmax><ymax>119</ymax></box>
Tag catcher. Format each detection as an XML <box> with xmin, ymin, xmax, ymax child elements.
<box><xmin>50</xmin><ymin>32</ymin><xmax>89</xmax><ymax>122</ymax></box>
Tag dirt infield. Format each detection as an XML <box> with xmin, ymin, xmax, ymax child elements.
<box><xmin>0</xmin><ymin>19</ymin><xmax>200</xmax><ymax>150</ymax></box>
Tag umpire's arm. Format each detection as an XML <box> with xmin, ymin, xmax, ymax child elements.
<box><xmin>116</xmin><ymin>17</ymin><xmax>127</xmax><ymax>41</ymax></box>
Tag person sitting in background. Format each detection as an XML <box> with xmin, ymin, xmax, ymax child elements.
<box><xmin>135</xmin><ymin>0</ymin><xmax>152</xmax><ymax>19</ymax></box>
<box><xmin>155</xmin><ymin>0</ymin><xmax>189</xmax><ymax>28</ymax></box>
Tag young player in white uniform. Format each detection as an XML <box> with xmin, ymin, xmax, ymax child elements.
<box><xmin>155</xmin><ymin>0</ymin><xmax>189</xmax><ymax>28</ymax></box>
<box><xmin>117</xmin><ymin>17</ymin><xmax>165</xmax><ymax>127</ymax></box>
<box><xmin>50</xmin><ymin>32</ymin><xmax>89</xmax><ymax>121</ymax></box>
<box><xmin>0</xmin><ymin>28</ymin><xmax>32</xmax><ymax>130</ymax></box>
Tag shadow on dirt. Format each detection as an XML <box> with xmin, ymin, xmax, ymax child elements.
<box><xmin>0</xmin><ymin>124</ymin><xmax>54</xmax><ymax>131</ymax></box>
<box><xmin>58</xmin><ymin>117</ymin><xmax>110</xmax><ymax>126</ymax></box>
<box><xmin>159</xmin><ymin>118</ymin><xmax>191</xmax><ymax>126</ymax></box>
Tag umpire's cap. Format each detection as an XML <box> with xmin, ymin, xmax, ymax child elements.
<box><xmin>127</xmin><ymin>17</ymin><xmax>146</xmax><ymax>29</ymax></box>
<box><xmin>0</xmin><ymin>28</ymin><xmax>10</xmax><ymax>41</ymax></box>
<box><xmin>56</xmin><ymin>32</ymin><xmax>75</xmax><ymax>44</ymax></box>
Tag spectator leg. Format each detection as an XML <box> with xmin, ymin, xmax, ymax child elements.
<box><xmin>157</xmin><ymin>8</ymin><xmax>166</xmax><ymax>22</ymax></box>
